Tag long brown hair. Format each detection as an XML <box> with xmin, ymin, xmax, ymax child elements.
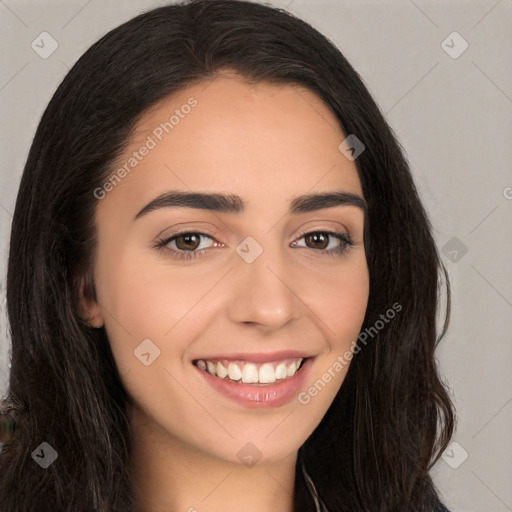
<box><xmin>0</xmin><ymin>1</ymin><xmax>455</xmax><ymax>510</ymax></box>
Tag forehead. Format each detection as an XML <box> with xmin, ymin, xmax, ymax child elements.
<box><xmin>103</xmin><ymin>73</ymin><xmax>363</xmax><ymax>209</ymax></box>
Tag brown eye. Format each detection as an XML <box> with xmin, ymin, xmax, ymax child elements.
<box><xmin>174</xmin><ymin>234</ymin><xmax>202</xmax><ymax>251</ymax></box>
<box><xmin>154</xmin><ymin>231</ymin><xmax>219</xmax><ymax>261</ymax></box>
<box><xmin>304</xmin><ymin>232</ymin><xmax>329</xmax><ymax>250</ymax></box>
<box><xmin>291</xmin><ymin>230</ymin><xmax>354</xmax><ymax>257</ymax></box>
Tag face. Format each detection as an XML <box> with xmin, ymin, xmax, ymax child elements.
<box><xmin>83</xmin><ymin>73</ymin><xmax>369</xmax><ymax>466</ymax></box>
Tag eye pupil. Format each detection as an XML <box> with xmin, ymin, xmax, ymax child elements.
<box><xmin>176</xmin><ymin>234</ymin><xmax>200</xmax><ymax>250</ymax></box>
<box><xmin>307</xmin><ymin>233</ymin><xmax>328</xmax><ymax>249</ymax></box>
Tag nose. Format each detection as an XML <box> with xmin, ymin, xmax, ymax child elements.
<box><xmin>226</xmin><ymin>238</ymin><xmax>302</xmax><ymax>331</ymax></box>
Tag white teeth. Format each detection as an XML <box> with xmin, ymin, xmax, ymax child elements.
<box><xmin>242</xmin><ymin>363</ymin><xmax>259</xmax><ymax>384</ymax></box>
<box><xmin>275</xmin><ymin>362</ymin><xmax>287</xmax><ymax>380</ymax></box>
<box><xmin>216</xmin><ymin>361</ymin><xmax>228</xmax><ymax>378</ymax></box>
<box><xmin>286</xmin><ymin>361</ymin><xmax>297</xmax><ymax>377</ymax></box>
<box><xmin>259</xmin><ymin>363</ymin><xmax>276</xmax><ymax>384</ymax></box>
<box><xmin>195</xmin><ymin>357</ymin><xmax>304</xmax><ymax>384</ymax></box>
<box><xmin>228</xmin><ymin>362</ymin><xmax>242</xmax><ymax>381</ymax></box>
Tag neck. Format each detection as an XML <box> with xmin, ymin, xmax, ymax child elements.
<box><xmin>129</xmin><ymin>406</ymin><xmax>297</xmax><ymax>512</ymax></box>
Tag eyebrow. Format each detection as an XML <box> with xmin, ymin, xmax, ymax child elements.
<box><xmin>134</xmin><ymin>190</ymin><xmax>367</xmax><ymax>220</ymax></box>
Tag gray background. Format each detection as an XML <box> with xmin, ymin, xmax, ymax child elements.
<box><xmin>1</xmin><ymin>1</ymin><xmax>511</xmax><ymax>510</ymax></box>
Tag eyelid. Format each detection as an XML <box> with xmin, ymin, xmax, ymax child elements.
<box><xmin>293</xmin><ymin>225</ymin><xmax>351</xmax><ymax>241</ymax></box>
<box><xmin>153</xmin><ymin>229</ymin><xmax>222</xmax><ymax>251</ymax></box>
<box><xmin>154</xmin><ymin>223</ymin><xmax>223</xmax><ymax>242</ymax></box>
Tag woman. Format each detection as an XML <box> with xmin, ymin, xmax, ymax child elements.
<box><xmin>0</xmin><ymin>1</ymin><xmax>455</xmax><ymax>510</ymax></box>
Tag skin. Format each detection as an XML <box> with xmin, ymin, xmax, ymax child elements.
<box><xmin>81</xmin><ymin>72</ymin><xmax>369</xmax><ymax>512</ymax></box>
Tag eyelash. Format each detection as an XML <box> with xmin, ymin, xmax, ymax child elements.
<box><xmin>154</xmin><ymin>229</ymin><xmax>355</xmax><ymax>261</ymax></box>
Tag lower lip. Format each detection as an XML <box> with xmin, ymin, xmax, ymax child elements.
<box><xmin>195</xmin><ymin>358</ymin><xmax>313</xmax><ymax>409</ymax></box>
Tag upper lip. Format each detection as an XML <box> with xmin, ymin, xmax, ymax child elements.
<box><xmin>192</xmin><ymin>350</ymin><xmax>313</xmax><ymax>364</ymax></box>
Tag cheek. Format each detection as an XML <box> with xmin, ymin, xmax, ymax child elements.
<box><xmin>296</xmin><ymin>256</ymin><xmax>369</xmax><ymax>406</ymax></box>
<box><xmin>309</xmin><ymin>255</ymin><xmax>369</xmax><ymax>348</ymax></box>
<box><xmin>333</xmin><ymin>267</ymin><xmax>369</xmax><ymax>346</ymax></box>
<box><xmin>93</xmin><ymin>251</ymin><xmax>215</xmax><ymax>424</ymax></box>
<box><xmin>93</xmin><ymin>245</ymin><xmax>225</xmax><ymax>374</ymax></box>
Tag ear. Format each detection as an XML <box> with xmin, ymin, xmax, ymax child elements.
<box><xmin>78</xmin><ymin>270</ymin><xmax>105</xmax><ymax>328</ymax></box>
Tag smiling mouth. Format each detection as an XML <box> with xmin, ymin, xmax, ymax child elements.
<box><xmin>193</xmin><ymin>357</ymin><xmax>307</xmax><ymax>385</ymax></box>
